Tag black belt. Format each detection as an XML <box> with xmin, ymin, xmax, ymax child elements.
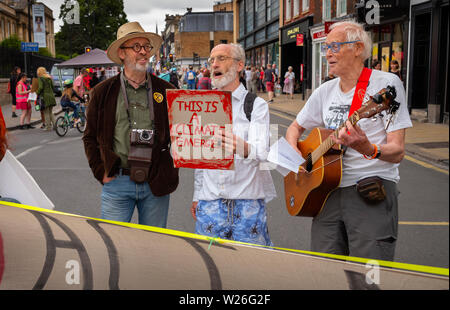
<box><xmin>118</xmin><ymin>168</ymin><xmax>131</xmax><ymax>176</ymax></box>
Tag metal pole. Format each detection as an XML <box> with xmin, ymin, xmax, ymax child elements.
<box><xmin>27</xmin><ymin>0</ymin><xmax>32</xmax><ymax>76</ymax></box>
<box><xmin>24</xmin><ymin>52</ymin><xmax>28</xmax><ymax>74</ymax></box>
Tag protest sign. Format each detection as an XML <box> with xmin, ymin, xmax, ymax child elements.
<box><xmin>166</xmin><ymin>89</ymin><xmax>233</xmax><ymax>169</ymax></box>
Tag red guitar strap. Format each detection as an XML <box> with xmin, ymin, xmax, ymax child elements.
<box><xmin>349</xmin><ymin>67</ymin><xmax>372</xmax><ymax>116</ymax></box>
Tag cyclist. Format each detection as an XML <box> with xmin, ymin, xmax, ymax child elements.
<box><xmin>60</xmin><ymin>79</ymin><xmax>84</xmax><ymax>123</ymax></box>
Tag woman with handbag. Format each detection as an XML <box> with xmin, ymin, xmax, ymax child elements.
<box><xmin>283</xmin><ymin>66</ymin><xmax>295</xmax><ymax>100</ymax></box>
<box><xmin>36</xmin><ymin>67</ymin><xmax>57</xmax><ymax>131</ymax></box>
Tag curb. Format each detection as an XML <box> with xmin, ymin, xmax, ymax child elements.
<box><xmin>6</xmin><ymin>109</ymin><xmax>64</xmax><ymax>132</ymax></box>
<box><xmin>268</xmin><ymin>105</ymin><xmax>449</xmax><ymax>170</ymax></box>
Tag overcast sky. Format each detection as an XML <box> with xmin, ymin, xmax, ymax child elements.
<box><xmin>44</xmin><ymin>0</ymin><xmax>215</xmax><ymax>35</ymax></box>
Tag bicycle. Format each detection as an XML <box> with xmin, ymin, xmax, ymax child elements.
<box><xmin>55</xmin><ymin>102</ymin><xmax>86</xmax><ymax>137</ymax></box>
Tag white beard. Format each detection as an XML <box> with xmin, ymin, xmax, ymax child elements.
<box><xmin>211</xmin><ymin>63</ymin><xmax>239</xmax><ymax>89</ymax></box>
<box><xmin>124</xmin><ymin>57</ymin><xmax>148</xmax><ymax>73</ymax></box>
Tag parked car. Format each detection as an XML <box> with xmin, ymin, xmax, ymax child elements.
<box><xmin>50</xmin><ymin>66</ymin><xmax>74</xmax><ymax>96</ymax></box>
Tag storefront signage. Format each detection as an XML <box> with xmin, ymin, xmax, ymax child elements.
<box><xmin>281</xmin><ymin>18</ymin><xmax>312</xmax><ymax>45</ymax></box>
<box><xmin>312</xmin><ymin>30</ymin><xmax>326</xmax><ymax>41</ymax></box>
<box><xmin>296</xmin><ymin>34</ymin><xmax>304</xmax><ymax>46</ymax></box>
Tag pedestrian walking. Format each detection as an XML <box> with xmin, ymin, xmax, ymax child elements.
<box><xmin>185</xmin><ymin>65</ymin><xmax>196</xmax><ymax>90</ymax></box>
<box><xmin>8</xmin><ymin>66</ymin><xmax>21</xmax><ymax>118</ymax></box>
<box><xmin>197</xmin><ymin>69</ymin><xmax>212</xmax><ymax>90</ymax></box>
<box><xmin>259</xmin><ymin>66</ymin><xmax>265</xmax><ymax>92</ymax></box>
<box><xmin>283</xmin><ymin>66</ymin><xmax>295</xmax><ymax>99</ymax></box>
<box><xmin>249</xmin><ymin>66</ymin><xmax>259</xmax><ymax>93</ymax></box>
<box><xmin>244</xmin><ymin>66</ymin><xmax>252</xmax><ymax>91</ymax></box>
<box><xmin>15</xmin><ymin>73</ymin><xmax>33</xmax><ymax>130</ymax></box>
<box><xmin>74</xmin><ymin>68</ymin><xmax>88</xmax><ymax>97</ymax></box>
<box><xmin>264</xmin><ymin>64</ymin><xmax>276</xmax><ymax>102</ymax></box>
<box><xmin>36</xmin><ymin>67</ymin><xmax>57</xmax><ymax>131</ymax></box>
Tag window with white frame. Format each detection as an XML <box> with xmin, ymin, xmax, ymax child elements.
<box><xmin>323</xmin><ymin>0</ymin><xmax>331</xmax><ymax>21</ymax></box>
<box><xmin>286</xmin><ymin>0</ymin><xmax>292</xmax><ymax>20</ymax></box>
<box><xmin>337</xmin><ymin>0</ymin><xmax>347</xmax><ymax>17</ymax></box>
<box><xmin>293</xmin><ymin>0</ymin><xmax>300</xmax><ymax>16</ymax></box>
<box><xmin>302</xmin><ymin>0</ymin><xmax>310</xmax><ymax>11</ymax></box>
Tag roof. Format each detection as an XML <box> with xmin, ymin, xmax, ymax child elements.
<box><xmin>55</xmin><ymin>48</ymin><xmax>119</xmax><ymax>68</ymax></box>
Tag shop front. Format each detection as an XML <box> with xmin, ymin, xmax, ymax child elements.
<box><xmin>280</xmin><ymin>16</ymin><xmax>313</xmax><ymax>95</ymax></box>
<box><xmin>310</xmin><ymin>25</ymin><xmax>328</xmax><ymax>92</ymax></box>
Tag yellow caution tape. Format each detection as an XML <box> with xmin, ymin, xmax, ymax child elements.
<box><xmin>0</xmin><ymin>201</ymin><xmax>448</xmax><ymax>277</ymax></box>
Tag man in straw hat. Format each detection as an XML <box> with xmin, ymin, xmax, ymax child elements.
<box><xmin>83</xmin><ymin>22</ymin><xmax>179</xmax><ymax>228</ymax></box>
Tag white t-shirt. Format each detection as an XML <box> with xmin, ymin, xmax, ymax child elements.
<box><xmin>296</xmin><ymin>69</ymin><xmax>412</xmax><ymax>187</ymax></box>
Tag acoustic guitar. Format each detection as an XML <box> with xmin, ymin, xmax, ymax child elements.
<box><xmin>284</xmin><ymin>86</ymin><xmax>400</xmax><ymax>217</ymax></box>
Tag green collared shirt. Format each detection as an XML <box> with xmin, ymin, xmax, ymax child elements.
<box><xmin>113</xmin><ymin>73</ymin><xmax>154</xmax><ymax>168</ymax></box>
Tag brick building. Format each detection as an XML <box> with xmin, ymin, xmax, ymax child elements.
<box><xmin>171</xmin><ymin>4</ymin><xmax>234</xmax><ymax>69</ymax></box>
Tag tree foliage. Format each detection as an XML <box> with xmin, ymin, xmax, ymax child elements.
<box><xmin>0</xmin><ymin>35</ymin><xmax>21</xmax><ymax>50</ymax></box>
<box><xmin>55</xmin><ymin>0</ymin><xmax>128</xmax><ymax>57</ymax></box>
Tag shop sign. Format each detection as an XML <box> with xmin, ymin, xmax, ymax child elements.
<box><xmin>312</xmin><ymin>29</ymin><xmax>326</xmax><ymax>41</ymax></box>
<box><xmin>296</xmin><ymin>34</ymin><xmax>304</xmax><ymax>46</ymax></box>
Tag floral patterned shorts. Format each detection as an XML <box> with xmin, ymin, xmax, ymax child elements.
<box><xmin>195</xmin><ymin>199</ymin><xmax>273</xmax><ymax>247</ymax></box>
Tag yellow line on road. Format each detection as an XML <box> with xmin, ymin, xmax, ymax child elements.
<box><xmin>399</xmin><ymin>221</ymin><xmax>449</xmax><ymax>226</ymax></box>
<box><xmin>270</xmin><ymin>110</ymin><xmax>295</xmax><ymax>122</ymax></box>
<box><xmin>404</xmin><ymin>155</ymin><xmax>449</xmax><ymax>175</ymax></box>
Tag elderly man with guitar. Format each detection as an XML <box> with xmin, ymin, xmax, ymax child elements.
<box><xmin>285</xmin><ymin>21</ymin><xmax>412</xmax><ymax>261</ymax></box>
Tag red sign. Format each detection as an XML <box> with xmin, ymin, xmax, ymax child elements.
<box><xmin>296</xmin><ymin>34</ymin><xmax>304</xmax><ymax>46</ymax></box>
<box><xmin>324</xmin><ymin>21</ymin><xmax>336</xmax><ymax>34</ymax></box>
<box><xmin>300</xmin><ymin>64</ymin><xmax>304</xmax><ymax>82</ymax></box>
<box><xmin>166</xmin><ymin>89</ymin><xmax>234</xmax><ymax>170</ymax></box>
<box><xmin>312</xmin><ymin>30</ymin><xmax>326</xmax><ymax>40</ymax></box>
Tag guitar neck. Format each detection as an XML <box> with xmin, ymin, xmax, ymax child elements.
<box><xmin>310</xmin><ymin>112</ymin><xmax>360</xmax><ymax>164</ymax></box>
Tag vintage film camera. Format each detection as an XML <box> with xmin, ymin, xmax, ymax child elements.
<box><xmin>128</xmin><ymin>129</ymin><xmax>154</xmax><ymax>183</ymax></box>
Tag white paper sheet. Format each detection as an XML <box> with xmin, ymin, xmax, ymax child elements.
<box><xmin>28</xmin><ymin>92</ymin><xmax>37</xmax><ymax>101</ymax></box>
<box><xmin>0</xmin><ymin>150</ymin><xmax>54</xmax><ymax>209</ymax></box>
<box><xmin>268</xmin><ymin>137</ymin><xmax>305</xmax><ymax>176</ymax></box>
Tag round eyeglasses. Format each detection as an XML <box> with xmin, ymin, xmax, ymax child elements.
<box><xmin>207</xmin><ymin>55</ymin><xmax>240</xmax><ymax>65</ymax></box>
<box><xmin>120</xmin><ymin>43</ymin><xmax>153</xmax><ymax>53</ymax></box>
<box><xmin>321</xmin><ymin>40</ymin><xmax>360</xmax><ymax>53</ymax></box>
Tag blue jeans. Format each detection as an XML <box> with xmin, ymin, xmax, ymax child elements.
<box><xmin>60</xmin><ymin>101</ymin><xmax>80</xmax><ymax>119</ymax></box>
<box><xmin>187</xmin><ymin>82</ymin><xmax>196</xmax><ymax>90</ymax></box>
<box><xmin>101</xmin><ymin>175</ymin><xmax>170</xmax><ymax>227</ymax></box>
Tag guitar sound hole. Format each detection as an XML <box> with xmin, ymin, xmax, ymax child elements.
<box><xmin>306</xmin><ymin>154</ymin><xmax>313</xmax><ymax>172</ymax></box>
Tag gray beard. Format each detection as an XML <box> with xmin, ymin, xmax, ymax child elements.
<box><xmin>124</xmin><ymin>58</ymin><xmax>148</xmax><ymax>73</ymax></box>
<box><xmin>211</xmin><ymin>64</ymin><xmax>238</xmax><ymax>89</ymax></box>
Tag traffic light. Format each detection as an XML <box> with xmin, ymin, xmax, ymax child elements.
<box><xmin>193</xmin><ymin>52</ymin><xmax>199</xmax><ymax>62</ymax></box>
<box><xmin>85</xmin><ymin>46</ymin><xmax>92</xmax><ymax>53</ymax></box>
<box><xmin>169</xmin><ymin>54</ymin><xmax>173</xmax><ymax>62</ymax></box>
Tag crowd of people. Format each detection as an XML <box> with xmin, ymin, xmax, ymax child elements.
<box><xmin>1</xmin><ymin>20</ymin><xmax>412</xmax><ymax>263</ymax></box>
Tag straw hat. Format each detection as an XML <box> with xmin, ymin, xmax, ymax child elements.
<box><xmin>106</xmin><ymin>21</ymin><xmax>162</xmax><ymax>65</ymax></box>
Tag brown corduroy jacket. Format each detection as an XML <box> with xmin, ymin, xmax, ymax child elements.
<box><xmin>82</xmin><ymin>73</ymin><xmax>179</xmax><ymax>196</ymax></box>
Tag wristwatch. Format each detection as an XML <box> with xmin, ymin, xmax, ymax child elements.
<box><xmin>375</xmin><ymin>144</ymin><xmax>381</xmax><ymax>159</ymax></box>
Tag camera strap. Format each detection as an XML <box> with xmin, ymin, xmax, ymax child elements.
<box><xmin>119</xmin><ymin>71</ymin><xmax>155</xmax><ymax>130</ymax></box>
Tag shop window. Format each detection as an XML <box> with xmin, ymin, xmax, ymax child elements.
<box><xmin>293</xmin><ymin>0</ymin><xmax>300</xmax><ymax>17</ymax></box>
<box><xmin>323</xmin><ymin>0</ymin><xmax>331</xmax><ymax>21</ymax></box>
<box><xmin>302</xmin><ymin>0</ymin><xmax>309</xmax><ymax>12</ymax></box>
<box><xmin>245</xmin><ymin>0</ymin><xmax>254</xmax><ymax>33</ymax></box>
<box><xmin>256</xmin><ymin>0</ymin><xmax>266</xmax><ymax>27</ymax></box>
<box><xmin>337</xmin><ymin>0</ymin><xmax>346</xmax><ymax>17</ymax></box>
<box><xmin>286</xmin><ymin>0</ymin><xmax>292</xmax><ymax>21</ymax></box>
<box><xmin>271</xmin><ymin>0</ymin><xmax>279</xmax><ymax>19</ymax></box>
<box><xmin>267</xmin><ymin>22</ymin><xmax>278</xmax><ymax>40</ymax></box>
<box><xmin>239</xmin><ymin>0</ymin><xmax>245</xmax><ymax>37</ymax></box>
